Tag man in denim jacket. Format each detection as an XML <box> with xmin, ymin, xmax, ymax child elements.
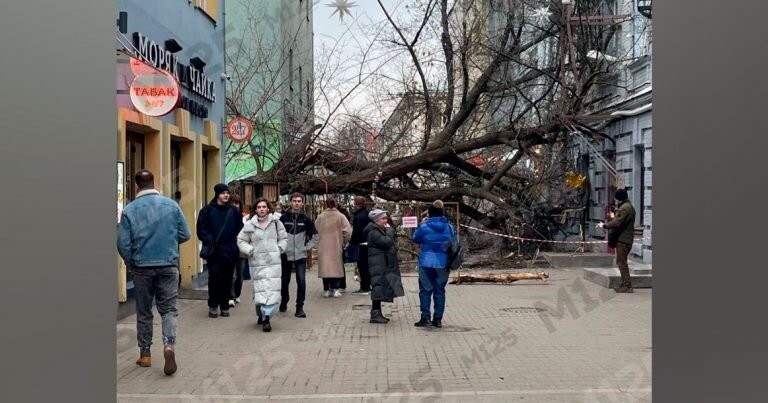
<box><xmin>117</xmin><ymin>170</ymin><xmax>191</xmax><ymax>376</ymax></box>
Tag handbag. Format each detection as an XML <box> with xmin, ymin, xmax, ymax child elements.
<box><xmin>446</xmin><ymin>239</ymin><xmax>464</xmax><ymax>272</ymax></box>
<box><xmin>200</xmin><ymin>207</ymin><xmax>234</xmax><ymax>260</ymax></box>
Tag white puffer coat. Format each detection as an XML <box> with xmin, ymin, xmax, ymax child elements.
<box><xmin>237</xmin><ymin>214</ymin><xmax>288</xmax><ymax>306</ymax></box>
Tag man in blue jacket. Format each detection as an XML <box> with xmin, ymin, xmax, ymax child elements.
<box><xmin>117</xmin><ymin>170</ymin><xmax>191</xmax><ymax>376</ymax></box>
<box><xmin>412</xmin><ymin>200</ymin><xmax>456</xmax><ymax>328</ymax></box>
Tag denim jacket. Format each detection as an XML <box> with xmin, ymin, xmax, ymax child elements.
<box><xmin>117</xmin><ymin>190</ymin><xmax>191</xmax><ymax>267</ymax></box>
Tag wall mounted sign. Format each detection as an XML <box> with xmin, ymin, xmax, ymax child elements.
<box><xmin>129</xmin><ymin>66</ymin><xmax>181</xmax><ymax>117</ymax></box>
<box><xmin>402</xmin><ymin>216</ymin><xmax>418</xmax><ymax>228</ymax></box>
<box><xmin>117</xmin><ymin>161</ymin><xmax>125</xmax><ymax>224</ymax></box>
<box><xmin>226</xmin><ymin>116</ymin><xmax>253</xmax><ymax>143</ymax></box>
<box><xmin>133</xmin><ymin>32</ymin><xmax>216</xmax><ymax>102</ymax></box>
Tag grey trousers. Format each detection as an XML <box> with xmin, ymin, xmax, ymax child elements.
<box><xmin>133</xmin><ymin>266</ymin><xmax>179</xmax><ymax>354</ymax></box>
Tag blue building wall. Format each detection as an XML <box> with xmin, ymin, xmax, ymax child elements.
<box><xmin>116</xmin><ymin>0</ymin><xmax>225</xmax><ymax>135</ymax></box>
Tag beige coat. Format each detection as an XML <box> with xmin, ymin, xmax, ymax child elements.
<box><xmin>314</xmin><ymin>208</ymin><xmax>351</xmax><ymax>278</ymax></box>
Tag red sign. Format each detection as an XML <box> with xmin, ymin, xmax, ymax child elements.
<box><xmin>226</xmin><ymin>116</ymin><xmax>253</xmax><ymax>143</ymax></box>
<box><xmin>129</xmin><ymin>71</ymin><xmax>180</xmax><ymax>117</ymax></box>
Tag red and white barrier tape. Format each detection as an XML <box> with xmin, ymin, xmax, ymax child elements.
<box><xmin>459</xmin><ymin>224</ymin><xmax>651</xmax><ymax>245</ymax></box>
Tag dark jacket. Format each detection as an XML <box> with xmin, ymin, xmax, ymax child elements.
<box><xmin>605</xmin><ymin>200</ymin><xmax>636</xmax><ymax>246</ymax></box>
<box><xmin>350</xmin><ymin>207</ymin><xmax>371</xmax><ymax>245</ymax></box>
<box><xmin>196</xmin><ymin>200</ymin><xmax>244</xmax><ymax>264</ymax></box>
<box><xmin>365</xmin><ymin>222</ymin><xmax>405</xmax><ymax>302</ymax></box>
<box><xmin>279</xmin><ymin>210</ymin><xmax>319</xmax><ymax>261</ymax></box>
<box><xmin>412</xmin><ymin>216</ymin><xmax>456</xmax><ymax>270</ymax></box>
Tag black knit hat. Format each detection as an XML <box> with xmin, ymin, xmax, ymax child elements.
<box><xmin>214</xmin><ymin>183</ymin><xmax>230</xmax><ymax>198</ymax></box>
<box><xmin>615</xmin><ymin>188</ymin><xmax>628</xmax><ymax>201</ymax></box>
<box><xmin>427</xmin><ymin>200</ymin><xmax>444</xmax><ymax>217</ymax></box>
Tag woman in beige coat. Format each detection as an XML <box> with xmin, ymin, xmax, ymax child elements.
<box><xmin>314</xmin><ymin>196</ymin><xmax>352</xmax><ymax>298</ymax></box>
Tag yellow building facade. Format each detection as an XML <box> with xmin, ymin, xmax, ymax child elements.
<box><xmin>117</xmin><ymin>107</ymin><xmax>221</xmax><ymax>301</ymax></box>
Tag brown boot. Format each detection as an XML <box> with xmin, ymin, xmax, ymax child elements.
<box><xmin>163</xmin><ymin>346</ymin><xmax>177</xmax><ymax>376</ymax></box>
<box><xmin>135</xmin><ymin>355</ymin><xmax>151</xmax><ymax>367</ymax></box>
<box><xmin>615</xmin><ymin>280</ymin><xmax>634</xmax><ymax>293</ymax></box>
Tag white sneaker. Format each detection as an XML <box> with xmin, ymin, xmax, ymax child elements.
<box><xmin>235</xmin><ymin>298</ymin><xmax>241</xmax><ymax>304</ymax></box>
<box><xmin>333</xmin><ymin>289</ymin><xmax>343</xmax><ymax>298</ymax></box>
<box><xmin>228</xmin><ymin>299</ymin><xmax>235</xmax><ymax>307</ymax></box>
<box><xmin>324</xmin><ymin>290</ymin><xmax>332</xmax><ymax>298</ymax></box>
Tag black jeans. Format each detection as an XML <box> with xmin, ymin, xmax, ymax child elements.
<box><xmin>357</xmin><ymin>245</ymin><xmax>371</xmax><ymax>291</ymax></box>
<box><xmin>231</xmin><ymin>258</ymin><xmax>247</xmax><ymax>300</ymax></box>
<box><xmin>207</xmin><ymin>258</ymin><xmax>235</xmax><ymax>310</ymax></box>
<box><xmin>323</xmin><ymin>278</ymin><xmax>342</xmax><ymax>291</ymax></box>
<box><xmin>281</xmin><ymin>256</ymin><xmax>307</xmax><ymax>307</ymax></box>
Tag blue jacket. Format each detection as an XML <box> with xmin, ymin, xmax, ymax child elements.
<box><xmin>412</xmin><ymin>216</ymin><xmax>456</xmax><ymax>270</ymax></box>
<box><xmin>117</xmin><ymin>190</ymin><xmax>191</xmax><ymax>267</ymax></box>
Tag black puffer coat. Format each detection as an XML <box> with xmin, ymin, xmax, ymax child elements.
<box><xmin>365</xmin><ymin>222</ymin><xmax>405</xmax><ymax>302</ymax></box>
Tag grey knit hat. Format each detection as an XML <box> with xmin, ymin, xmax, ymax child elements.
<box><xmin>368</xmin><ymin>209</ymin><xmax>387</xmax><ymax>222</ymax></box>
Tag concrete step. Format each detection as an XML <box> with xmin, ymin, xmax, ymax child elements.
<box><xmin>583</xmin><ymin>267</ymin><xmax>652</xmax><ymax>289</ymax></box>
<box><xmin>178</xmin><ymin>287</ymin><xmax>208</xmax><ymax>300</ymax></box>
<box><xmin>542</xmin><ymin>252</ymin><xmax>615</xmax><ymax>269</ymax></box>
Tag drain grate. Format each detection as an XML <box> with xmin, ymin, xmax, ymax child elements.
<box><xmin>500</xmin><ymin>307</ymin><xmax>546</xmax><ymax>314</ymax></box>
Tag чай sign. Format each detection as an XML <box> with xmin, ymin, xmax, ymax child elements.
<box><xmin>226</xmin><ymin>116</ymin><xmax>253</xmax><ymax>143</ymax></box>
<box><xmin>129</xmin><ymin>69</ymin><xmax>180</xmax><ymax>117</ymax></box>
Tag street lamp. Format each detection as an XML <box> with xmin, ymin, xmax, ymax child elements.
<box><xmin>637</xmin><ymin>0</ymin><xmax>652</xmax><ymax>19</ymax></box>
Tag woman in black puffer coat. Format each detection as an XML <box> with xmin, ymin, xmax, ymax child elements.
<box><xmin>364</xmin><ymin>209</ymin><xmax>405</xmax><ymax>324</ymax></box>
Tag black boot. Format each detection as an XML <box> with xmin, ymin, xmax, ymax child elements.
<box><xmin>262</xmin><ymin>316</ymin><xmax>272</xmax><ymax>332</ymax></box>
<box><xmin>414</xmin><ymin>317</ymin><xmax>431</xmax><ymax>327</ymax></box>
<box><xmin>295</xmin><ymin>305</ymin><xmax>306</xmax><ymax>318</ymax></box>
<box><xmin>369</xmin><ymin>310</ymin><xmax>388</xmax><ymax>324</ymax></box>
<box><xmin>615</xmin><ymin>280</ymin><xmax>634</xmax><ymax>293</ymax></box>
<box><xmin>431</xmin><ymin>318</ymin><xmax>442</xmax><ymax>328</ymax></box>
<box><xmin>279</xmin><ymin>301</ymin><xmax>288</xmax><ymax>313</ymax></box>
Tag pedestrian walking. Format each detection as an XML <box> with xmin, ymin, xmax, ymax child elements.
<box><xmin>314</xmin><ymin>196</ymin><xmax>352</xmax><ymax>298</ymax></box>
<box><xmin>117</xmin><ymin>170</ymin><xmax>190</xmax><ymax>376</ymax></box>
<box><xmin>365</xmin><ymin>209</ymin><xmax>405</xmax><ymax>324</ymax></box>
<box><xmin>228</xmin><ymin>194</ymin><xmax>248</xmax><ymax>308</ymax></box>
<box><xmin>279</xmin><ymin>193</ymin><xmax>318</xmax><ymax>317</ymax></box>
<box><xmin>197</xmin><ymin>183</ymin><xmax>244</xmax><ymax>318</ymax></box>
<box><xmin>597</xmin><ymin>188</ymin><xmax>636</xmax><ymax>293</ymax></box>
<box><xmin>349</xmin><ymin>196</ymin><xmax>372</xmax><ymax>295</ymax></box>
<box><xmin>237</xmin><ymin>198</ymin><xmax>288</xmax><ymax>332</ymax></box>
<box><xmin>412</xmin><ymin>200</ymin><xmax>456</xmax><ymax>328</ymax></box>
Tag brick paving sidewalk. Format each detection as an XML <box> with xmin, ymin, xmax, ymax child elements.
<box><xmin>117</xmin><ymin>267</ymin><xmax>651</xmax><ymax>402</ymax></box>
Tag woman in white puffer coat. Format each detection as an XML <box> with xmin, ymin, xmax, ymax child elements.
<box><xmin>237</xmin><ymin>198</ymin><xmax>288</xmax><ymax>332</ymax></box>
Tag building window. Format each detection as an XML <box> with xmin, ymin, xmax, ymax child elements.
<box><xmin>299</xmin><ymin>67</ymin><xmax>303</xmax><ymax>106</ymax></box>
<box><xmin>289</xmin><ymin>49</ymin><xmax>294</xmax><ymax>92</ymax></box>
<box><xmin>125</xmin><ymin>132</ymin><xmax>145</xmax><ymax>202</ymax></box>
<box><xmin>193</xmin><ymin>0</ymin><xmax>218</xmax><ymax>24</ymax></box>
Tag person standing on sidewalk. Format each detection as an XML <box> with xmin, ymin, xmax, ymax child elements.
<box><xmin>228</xmin><ymin>195</ymin><xmax>248</xmax><ymax>308</ymax></box>
<box><xmin>365</xmin><ymin>209</ymin><xmax>405</xmax><ymax>324</ymax></box>
<box><xmin>237</xmin><ymin>198</ymin><xmax>288</xmax><ymax>332</ymax></box>
<box><xmin>117</xmin><ymin>170</ymin><xmax>190</xmax><ymax>376</ymax></box>
<box><xmin>197</xmin><ymin>184</ymin><xmax>244</xmax><ymax>318</ymax></box>
<box><xmin>349</xmin><ymin>196</ymin><xmax>372</xmax><ymax>295</ymax></box>
<box><xmin>412</xmin><ymin>200</ymin><xmax>456</xmax><ymax>328</ymax></box>
<box><xmin>315</xmin><ymin>196</ymin><xmax>352</xmax><ymax>298</ymax></box>
<box><xmin>279</xmin><ymin>193</ymin><xmax>318</xmax><ymax>318</ymax></box>
<box><xmin>598</xmin><ymin>188</ymin><xmax>637</xmax><ymax>293</ymax></box>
